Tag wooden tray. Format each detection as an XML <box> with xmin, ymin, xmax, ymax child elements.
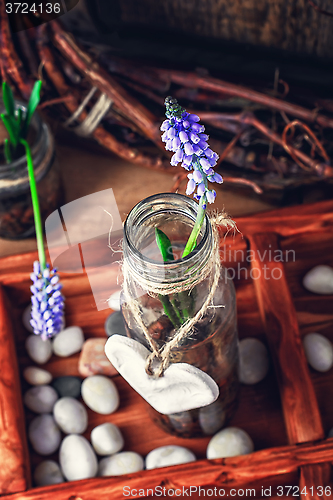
<box><xmin>0</xmin><ymin>200</ymin><xmax>333</xmax><ymax>499</ymax></box>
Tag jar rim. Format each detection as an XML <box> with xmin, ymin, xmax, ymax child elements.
<box><xmin>123</xmin><ymin>192</ymin><xmax>212</xmax><ymax>268</ymax></box>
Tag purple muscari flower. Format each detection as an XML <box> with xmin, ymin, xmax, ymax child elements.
<box><xmin>179</xmin><ymin>131</ymin><xmax>189</xmax><ymax>143</ymax></box>
<box><xmin>189</xmin><ymin>132</ymin><xmax>200</xmax><ymax>144</ymax></box>
<box><xmin>197</xmin><ymin>140</ymin><xmax>208</xmax><ymax>150</ymax></box>
<box><xmin>197</xmin><ymin>182</ymin><xmax>206</xmax><ymax>196</ymax></box>
<box><xmin>182</xmin><ymin>155</ymin><xmax>192</xmax><ymax>166</ymax></box>
<box><xmin>199</xmin><ymin>133</ymin><xmax>209</xmax><ymax>141</ymax></box>
<box><xmin>184</xmin><ymin>142</ymin><xmax>194</xmax><ymax>156</ymax></box>
<box><xmin>30</xmin><ymin>261</ymin><xmax>65</xmax><ymax>341</ymax></box>
<box><xmin>167</xmin><ymin>128</ymin><xmax>176</xmax><ymax>140</ymax></box>
<box><xmin>208</xmin><ymin>172</ymin><xmax>223</xmax><ymax>184</ymax></box>
<box><xmin>186</xmin><ymin>176</ymin><xmax>196</xmax><ymax>195</ymax></box>
<box><xmin>161</xmin><ymin>131</ymin><xmax>168</xmax><ymax>142</ymax></box>
<box><xmin>162</xmin><ymin>96</ymin><xmax>223</xmax><ymax>205</ymax></box>
<box><xmin>193</xmin><ymin>169</ymin><xmax>203</xmax><ymax>183</ymax></box>
<box><xmin>199</xmin><ymin>157</ymin><xmax>211</xmax><ymax>171</ymax></box>
<box><xmin>191</xmin><ymin>123</ymin><xmax>204</xmax><ymax>133</ymax></box>
<box><xmin>172</xmin><ymin>137</ymin><xmax>181</xmax><ymax>150</ymax></box>
<box><xmin>206</xmin><ymin>190</ymin><xmax>216</xmax><ymax>204</ymax></box>
<box><xmin>160</xmin><ymin>120</ymin><xmax>171</xmax><ymax>131</ymax></box>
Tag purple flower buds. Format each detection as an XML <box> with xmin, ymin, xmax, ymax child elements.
<box><xmin>30</xmin><ymin>261</ymin><xmax>65</xmax><ymax>341</ymax></box>
<box><xmin>162</xmin><ymin>97</ymin><xmax>223</xmax><ymax>205</ymax></box>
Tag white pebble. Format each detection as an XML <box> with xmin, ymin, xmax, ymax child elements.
<box><xmin>24</xmin><ymin>385</ymin><xmax>58</xmax><ymax>413</ymax></box>
<box><xmin>53</xmin><ymin>397</ymin><xmax>88</xmax><ymax>434</ymax></box>
<box><xmin>303</xmin><ymin>333</ymin><xmax>333</xmax><ymax>372</ymax></box>
<box><xmin>91</xmin><ymin>422</ymin><xmax>124</xmax><ymax>455</ymax></box>
<box><xmin>303</xmin><ymin>265</ymin><xmax>333</xmax><ymax>295</ymax></box>
<box><xmin>108</xmin><ymin>290</ymin><xmax>122</xmax><ymax>311</ymax></box>
<box><xmin>26</xmin><ymin>335</ymin><xmax>52</xmax><ymax>365</ymax></box>
<box><xmin>22</xmin><ymin>304</ymin><xmax>34</xmax><ymax>333</ymax></box>
<box><xmin>23</xmin><ymin>366</ymin><xmax>52</xmax><ymax>386</ymax></box>
<box><xmin>81</xmin><ymin>375</ymin><xmax>119</xmax><ymax>415</ymax></box>
<box><xmin>239</xmin><ymin>338</ymin><xmax>269</xmax><ymax>384</ymax></box>
<box><xmin>207</xmin><ymin>427</ymin><xmax>254</xmax><ymax>459</ymax></box>
<box><xmin>34</xmin><ymin>460</ymin><xmax>64</xmax><ymax>486</ymax></box>
<box><xmin>99</xmin><ymin>452</ymin><xmax>144</xmax><ymax>476</ymax></box>
<box><xmin>145</xmin><ymin>445</ymin><xmax>196</xmax><ymax>470</ymax></box>
<box><xmin>29</xmin><ymin>415</ymin><xmax>61</xmax><ymax>456</ymax></box>
<box><xmin>60</xmin><ymin>435</ymin><xmax>98</xmax><ymax>481</ymax></box>
<box><xmin>52</xmin><ymin>326</ymin><xmax>84</xmax><ymax>357</ymax></box>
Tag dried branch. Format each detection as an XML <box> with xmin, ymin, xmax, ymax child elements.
<box><xmin>282</xmin><ymin>120</ymin><xmax>330</xmax><ymax>171</ymax></box>
<box><xmin>0</xmin><ymin>2</ymin><xmax>33</xmax><ymax>99</ymax></box>
<box><xmin>154</xmin><ymin>68</ymin><xmax>333</xmax><ymax>129</ymax></box>
<box><xmin>199</xmin><ymin>111</ymin><xmax>333</xmax><ymax>178</ymax></box>
<box><xmin>50</xmin><ymin>21</ymin><xmax>163</xmax><ymax>150</ymax></box>
<box><xmin>35</xmin><ymin>26</ymin><xmax>171</xmax><ymax>173</ymax></box>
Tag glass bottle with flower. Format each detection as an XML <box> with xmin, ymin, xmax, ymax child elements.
<box><xmin>106</xmin><ymin>97</ymin><xmax>239</xmax><ymax>438</ymax></box>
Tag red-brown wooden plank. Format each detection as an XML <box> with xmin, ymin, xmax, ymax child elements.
<box><xmin>299</xmin><ymin>464</ymin><xmax>332</xmax><ymax>500</ymax></box>
<box><xmin>5</xmin><ymin>440</ymin><xmax>333</xmax><ymax>500</ymax></box>
<box><xmin>0</xmin><ymin>285</ymin><xmax>31</xmax><ymax>494</ymax></box>
<box><xmin>248</xmin><ymin>233</ymin><xmax>324</xmax><ymax>444</ymax></box>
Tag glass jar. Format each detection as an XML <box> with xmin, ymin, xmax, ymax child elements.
<box><xmin>0</xmin><ymin>104</ymin><xmax>63</xmax><ymax>239</ymax></box>
<box><xmin>121</xmin><ymin>193</ymin><xmax>239</xmax><ymax>438</ymax></box>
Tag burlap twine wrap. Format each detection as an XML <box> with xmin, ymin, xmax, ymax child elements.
<box><xmin>121</xmin><ymin>211</ymin><xmax>237</xmax><ymax>378</ymax></box>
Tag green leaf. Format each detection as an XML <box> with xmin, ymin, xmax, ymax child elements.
<box><xmin>22</xmin><ymin>80</ymin><xmax>42</xmax><ymax>138</ymax></box>
<box><xmin>4</xmin><ymin>139</ymin><xmax>12</xmax><ymax>163</ymax></box>
<box><xmin>16</xmin><ymin>107</ymin><xmax>23</xmax><ymax>129</ymax></box>
<box><xmin>155</xmin><ymin>228</ymin><xmax>174</xmax><ymax>262</ymax></box>
<box><xmin>2</xmin><ymin>81</ymin><xmax>15</xmax><ymax>117</ymax></box>
<box><xmin>1</xmin><ymin>113</ymin><xmax>18</xmax><ymax>147</ymax></box>
<box><xmin>8</xmin><ymin>114</ymin><xmax>20</xmax><ymax>139</ymax></box>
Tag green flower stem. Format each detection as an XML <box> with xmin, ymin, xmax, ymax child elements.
<box><xmin>182</xmin><ymin>194</ymin><xmax>207</xmax><ymax>258</ymax></box>
<box><xmin>158</xmin><ymin>294</ymin><xmax>182</xmax><ymax>328</ymax></box>
<box><xmin>20</xmin><ymin>139</ymin><xmax>46</xmax><ymax>272</ymax></box>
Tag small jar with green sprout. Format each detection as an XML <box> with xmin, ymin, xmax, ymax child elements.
<box><xmin>0</xmin><ymin>81</ymin><xmax>62</xmax><ymax>239</ymax></box>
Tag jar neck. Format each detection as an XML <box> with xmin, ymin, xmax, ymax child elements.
<box><xmin>123</xmin><ymin>193</ymin><xmax>213</xmax><ymax>287</ymax></box>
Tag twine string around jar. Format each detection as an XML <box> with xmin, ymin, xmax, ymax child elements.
<box><xmin>121</xmin><ymin>211</ymin><xmax>237</xmax><ymax>378</ymax></box>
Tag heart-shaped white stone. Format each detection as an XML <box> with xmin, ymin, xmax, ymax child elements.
<box><xmin>105</xmin><ymin>335</ymin><xmax>219</xmax><ymax>415</ymax></box>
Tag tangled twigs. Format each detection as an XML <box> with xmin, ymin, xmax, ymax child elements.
<box><xmin>215</xmin><ymin>131</ymin><xmax>243</xmax><ymax>168</ymax></box>
<box><xmin>155</xmin><ymin>68</ymin><xmax>333</xmax><ymax>129</ymax></box>
<box><xmin>0</xmin><ymin>2</ymin><xmax>33</xmax><ymax>99</ymax></box>
<box><xmin>222</xmin><ymin>175</ymin><xmax>263</xmax><ymax>194</ymax></box>
<box><xmin>50</xmin><ymin>21</ymin><xmax>163</xmax><ymax>151</ymax></box>
<box><xmin>200</xmin><ymin>111</ymin><xmax>333</xmax><ymax>177</ymax></box>
<box><xmin>36</xmin><ymin>26</ymin><xmax>171</xmax><ymax>173</ymax></box>
<box><xmin>39</xmin><ymin>95</ymin><xmax>76</xmax><ymax>110</ymax></box>
<box><xmin>282</xmin><ymin>120</ymin><xmax>330</xmax><ymax>172</ymax></box>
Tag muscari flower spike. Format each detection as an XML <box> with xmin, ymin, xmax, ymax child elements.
<box><xmin>161</xmin><ymin>96</ymin><xmax>223</xmax><ymax>208</ymax></box>
<box><xmin>30</xmin><ymin>261</ymin><xmax>65</xmax><ymax>341</ymax></box>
